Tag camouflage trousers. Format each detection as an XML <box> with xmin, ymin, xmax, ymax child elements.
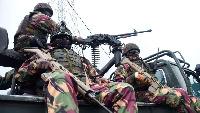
<box><xmin>44</xmin><ymin>72</ymin><xmax>138</xmax><ymax>113</ymax></box>
<box><xmin>136</xmin><ymin>87</ymin><xmax>200</xmax><ymax>113</ymax></box>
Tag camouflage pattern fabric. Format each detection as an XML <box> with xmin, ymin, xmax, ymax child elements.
<box><xmin>28</xmin><ymin>12</ymin><xmax>58</xmax><ymax>34</ymax></box>
<box><xmin>0</xmin><ymin>55</ymin><xmax>45</xmax><ymax>95</ymax></box>
<box><xmin>91</xmin><ymin>82</ymin><xmax>137</xmax><ymax>113</ymax></box>
<box><xmin>114</xmin><ymin>59</ymin><xmax>200</xmax><ymax>113</ymax></box>
<box><xmin>14</xmin><ymin>55</ymin><xmax>41</xmax><ymax>85</ymax></box>
<box><xmin>14</xmin><ymin>12</ymin><xmax>59</xmax><ymax>52</ymax></box>
<box><xmin>14</xmin><ymin>34</ymin><xmax>34</xmax><ymax>53</ymax></box>
<box><xmin>43</xmin><ymin>72</ymin><xmax>79</xmax><ymax>113</ymax></box>
<box><xmin>0</xmin><ymin>69</ymin><xmax>15</xmax><ymax>90</ymax></box>
<box><xmin>137</xmin><ymin>88</ymin><xmax>200</xmax><ymax>113</ymax></box>
<box><xmin>43</xmin><ymin>49</ymin><xmax>138</xmax><ymax>113</ymax></box>
<box><xmin>0</xmin><ymin>10</ymin><xmax>59</xmax><ymax>92</ymax></box>
<box><xmin>43</xmin><ymin>71</ymin><xmax>137</xmax><ymax>113</ymax></box>
<box><xmin>5</xmin><ymin>48</ymin><xmax>138</xmax><ymax>113</ymax></box>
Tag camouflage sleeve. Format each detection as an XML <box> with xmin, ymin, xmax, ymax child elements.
<box><xmin>114</xmin><ymin>64</ymin><xmax>136</xmax><ymax>85</ymax></box>
<box><xmin>114</xmin><ymin>64</ymin><xmax>128</xmax><ymax>82</ymax></box>
<box><xmin>15</xmin><ymin>55</ymin><xmax>40</xmax><ymax>83</ymax></box>
<box><xmin>81</xmin><ymin>57</ymin><xmax>101</xmax><ymax>81</ymax></box>
<box><xmin>30</xmin><ymin>13</ymin><xmax>59</xmax><ymax>34</ymax></box>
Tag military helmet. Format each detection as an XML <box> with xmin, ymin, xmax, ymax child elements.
<box><xmin>34</xmin><ymin>3</ymin><xmax>53</xmax><ymax>17</ymax></box>
<box><xmin>122</xmin><ymin>43</ymin><xmax>140</xmax><ymax>56</ymax></box>
<box><xmin>50</xmin><ymin>21</ymin><xmax>73</xmax><ymax>43</ymax></box>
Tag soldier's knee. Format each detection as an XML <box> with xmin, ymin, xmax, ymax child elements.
<box><xmin>121</xmin><ymin>83</ymin><xmax>135</xmax><ymax>91</ymax></box>
<box><xmin>176</xmin><ymin>88</ymin><xmax>187</xmax><ymax>95</ymax></box>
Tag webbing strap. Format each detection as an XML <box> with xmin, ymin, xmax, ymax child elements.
<box><xmin>64</xmin><ymin>48</ymin><xmax>74</xmax><ymax>75</ymax></box>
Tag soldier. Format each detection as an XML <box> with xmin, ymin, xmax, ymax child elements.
<box><xmin>14</xmin><ymin>3</ymin><xmax>59</xmax><ymax>53</ymax></box>
<box><xmin>114</xmin><ymin>43</ymin><xmax>200</xmax><ymax>113</ymax></box>
<box><xmin>0</xmin><ymin>3</ymin><xmax>59</xmax><ymax>90</ymax></box>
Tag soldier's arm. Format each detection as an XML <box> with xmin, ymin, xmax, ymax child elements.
<box><xmin>0</xmin><ymin>54</ymin><xmax>46</xmax><ymax>89</ymax></box>
<box><xmin>114</xmin><ymin>64</ymin><xmax>147</xmax><ymax>86</ymax></box>
<box><xmin>82</xmin><ymin>57</ymin><xmax>103</xmax><ymax>82</ymax></box>
<box><xmin>114</xmin><ymin>64</ymin><xmax>130</xmax><ymax>83</ymax></box>
<box><xmin>15</xmin><ymin>55</ymin><xmax>44</xmax><ymax>83</ymax></box>
<box><xmin>30</xmin><ymin>13</ymin><xmax>59</xmax><ymax>34</ymax></box>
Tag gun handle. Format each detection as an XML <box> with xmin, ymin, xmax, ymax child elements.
<box><xmin>121</xmin><ymin>58</ymin><xmax>130</xmax><ymax>65</ymax></box>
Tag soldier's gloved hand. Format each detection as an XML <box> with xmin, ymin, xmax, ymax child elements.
<box><xmin>36</xmin><ymin>58</ymin><xmax>55</xmax><ymax>72</ymax></box>
<box><xmin>135</xmin><ymin>72</ymin><xmax>152</xmax><ymax>86</ymax></box>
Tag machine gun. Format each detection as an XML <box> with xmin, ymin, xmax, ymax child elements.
<box><xmin>83</xmin><ymin>29</ymin><xmax>152</xmax><ymax>76</ymax></box>
<box><xmin>23</xmin><ymin>48</ymin><xmax>112</xmax><ymax>113</ymax></box>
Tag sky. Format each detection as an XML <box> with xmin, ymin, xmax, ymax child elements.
<box><xmin>0</xmin><ymin>0</ymin><xmax>200</xmax><ymax>80</ymax></box>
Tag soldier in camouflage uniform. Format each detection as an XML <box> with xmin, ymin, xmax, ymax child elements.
<box><xmin>114</xmin><ymin>43</ymin><xmax>200</xmax><ymax>113</ymax></box>
<box><xmin>0</xmin><ymin>3</ymin><xmax>59</xmax><ymax>90</ymax></box>
<box><xmin>14</xmin><ymin>3</ymin><xmax>59</xmax><ymax>52</ymax></box>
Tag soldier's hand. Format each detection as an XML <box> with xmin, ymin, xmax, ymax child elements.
<box><xmin>97</xmin><ymin>78</ymin><xmax>112</xmax><ymax>85</ymax></box>
<box><xmin>36</xmin><ymin>58</ymin><xmax>55</xmax><ymax>72</ymax></box>
<box><xmin>136</xmin><ymin>73</ymin><xmax>152</xmax><ymax>86</ymax></box>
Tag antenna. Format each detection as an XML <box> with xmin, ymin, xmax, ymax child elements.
<box><xmin>48</xmin><ymin>0</ymin><xmax>80</xmax><ymax>37</ymax></box>
<box><xmin>154</xmin><ymin>48</ymin><xmax>159</xmax><ymax>71</ymax></box>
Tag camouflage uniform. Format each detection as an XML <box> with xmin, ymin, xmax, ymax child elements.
<box><xmin>114</xmin><ymin>43</ymin><xmax>200</xmax><ymax>113</ymax></box>
<box><xmin>0</xmin><ymin>69</ymin><xmax>15</xmax><ymax>90</ymax></box>
<box><xmin>14</xmin><ymin>11</ymin><xmax>59</xmax><ymax>52</ymax></box>
<box><xmin>0</xmin><ymin>3</ymin><xmax>58</xmax><ymax>90</ymax></box>
<box><xmin>15</xmin><ymin>48</ymin><xmax>137</xmax><ymax>113</ymax></box>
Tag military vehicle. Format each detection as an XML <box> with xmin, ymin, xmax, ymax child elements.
<box><xmin>0</xmin><ymin>26</ymin><xmax>200</xmax><ymax>113</ymax></box>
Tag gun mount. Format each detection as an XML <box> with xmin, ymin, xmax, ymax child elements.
<box><xmin>83</xmin><ymin>29</ymin><xmax>152</xmax><ymax>75</ymax></box>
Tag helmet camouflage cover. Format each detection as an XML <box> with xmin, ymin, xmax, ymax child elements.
<box><xmin>34</xmin><ymin>3</ymin><xmax>53</xmax><ymax>17</ymax></box>
<box><xmin>122</xmin><ymin>43</ymin><xmax>140</xmax><ymax>56</ymax></box>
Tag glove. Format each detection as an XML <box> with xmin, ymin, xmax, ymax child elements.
<box><xmin>36</xmin><ymin>58</ymin><xmax>55</xmax><ymax>71</ymax></box>
<box><xmin>135</xmin><ymin>72</ymin><xmax>152</xmax><ymax>86</ymax></box>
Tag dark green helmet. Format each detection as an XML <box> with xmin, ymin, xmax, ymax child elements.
<box><xmin>34</xmin><ymin>3</ymin><xmax>53</xmax><ymax>17</ymax></box>
<box><xmin>122</xmin><ymin>43</ymin><xmax>140</xmax><ymax>56</ymax></box>
<box><xmin>50</xmin><ymin>21</ymin><xmax>73</xmax><ymax>43</ymax></box>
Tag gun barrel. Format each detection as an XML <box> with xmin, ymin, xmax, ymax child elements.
<box><xmin>114</xmin><ymin>29</ymin><xmax>152</xmax><ymax>39</ymax></box>
<box><xmin>88</xmin><ymin>93</ymin><xmax>112</xmax><ymax>113</ymax></box>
